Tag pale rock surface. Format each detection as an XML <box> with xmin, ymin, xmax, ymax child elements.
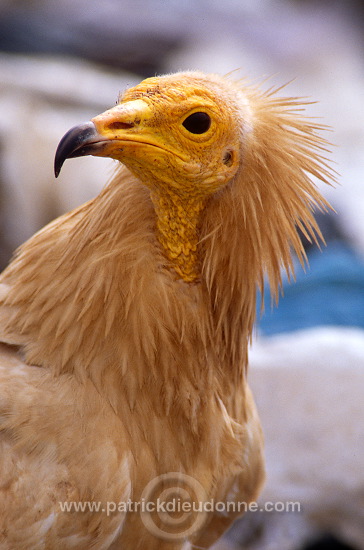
<box><xmin>251</xmin><ymin>327</ymin><xmax>363</xmax><ymax>548</ymax></box>
<box><xmin>213</xmin><ymin>327</ymin><xmax>364</xmax><ymax>550</ymax></box>
<box><xmin>0</xmin><ymin>54</ymin><xmax>139</xmax><ymax>265</ymax></box>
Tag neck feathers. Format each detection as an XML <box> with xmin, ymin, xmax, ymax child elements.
<box><xmin>0</xmin><ymin>86</ymin><xmax>334</xmax><ymax>414</ymax></box>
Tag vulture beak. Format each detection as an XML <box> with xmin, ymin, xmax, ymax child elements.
<box><xmin>54</xmin><ymin>122</ymin><xmax>99</xmax><ymax>177</ymax></box>
<box><xmin>54</xmin><ymin>99</ymin><xmax>152</xmax><ymax>178</ymax></box>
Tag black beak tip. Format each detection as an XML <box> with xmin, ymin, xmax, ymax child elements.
<box><xmin>54</xmin><ymin>121</ymin><xmax>97</xmax><ymax>178</ymax></box>
<box><xmin>54</xmin><ymin>147</ymin><xmax>65</xmax><ymax>178</ymax></box>
<box><xmin>54</xmin><ymin>159</ymin><xmax>62</xmax><ymax>179</ymax></box>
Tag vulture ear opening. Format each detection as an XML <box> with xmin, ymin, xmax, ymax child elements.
<box><xmin>222</xmin><ymin>149</ymin><xmax>234</xmax><ymax>167</ymax></box>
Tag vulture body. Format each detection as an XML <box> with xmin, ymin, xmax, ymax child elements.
<box><xmin>0</xmin><ymin>71</ymin><xmax>333</xmax><ymax>549</ymax></box>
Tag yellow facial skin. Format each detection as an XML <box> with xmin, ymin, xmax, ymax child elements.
<box><xmin>90</xmin><ymin>75</ymin><xmax>242</xmax><ymax>282</ymax></box>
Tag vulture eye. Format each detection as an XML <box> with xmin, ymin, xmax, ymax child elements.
<box><xmin>182</xmin><ymin>112</ymin><xmax>211</xmax><ymax>134</ymax></box>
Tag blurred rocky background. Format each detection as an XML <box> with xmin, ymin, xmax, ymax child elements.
<box><xmin>0</xmin><ymin>0</ymin><xmax>364</xmax><ymax>549</ymax></box>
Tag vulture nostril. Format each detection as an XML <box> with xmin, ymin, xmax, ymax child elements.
<box><xmin>108</xmin><ymin>121</ymin><xmax>134</xmax><ymax>130</ymax></box>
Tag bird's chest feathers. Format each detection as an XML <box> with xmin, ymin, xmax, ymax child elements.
<box><xmin>0</xmin><ymin>179</ymin><xmax>244</xmax><ymax>420</ymax></box>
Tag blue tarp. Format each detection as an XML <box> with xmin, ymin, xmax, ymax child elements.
<box><xmin>256</xmin><ymin>242</ymin><xmax>364</xmax><ymax>336</ymax></box>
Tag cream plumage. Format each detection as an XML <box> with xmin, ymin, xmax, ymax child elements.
<box><xmin>0</xmin><ymin>71</ymin><xmax>333</xmax><ymax>549</ymax></box>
